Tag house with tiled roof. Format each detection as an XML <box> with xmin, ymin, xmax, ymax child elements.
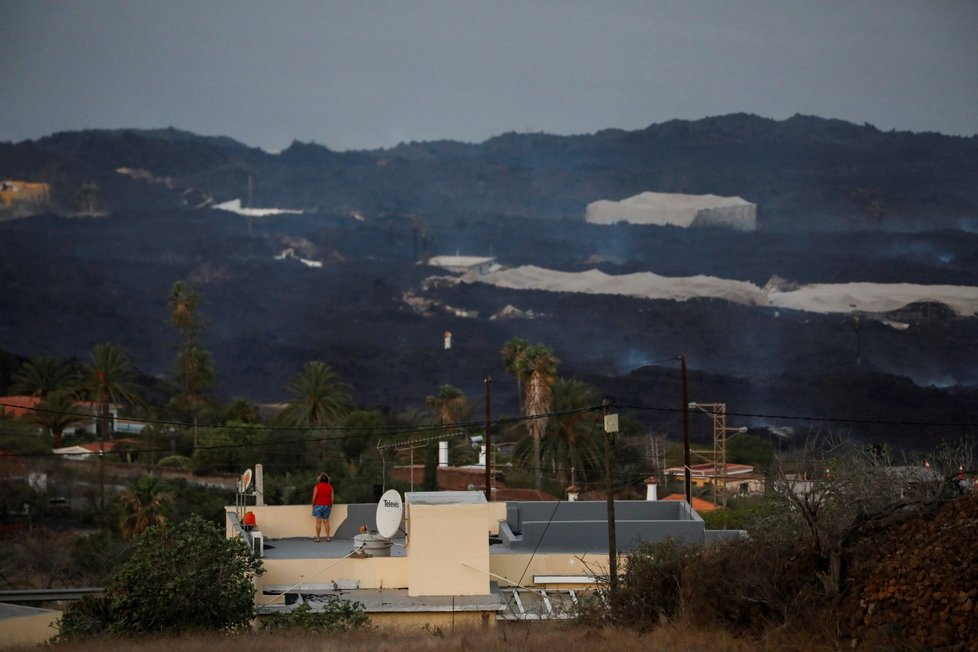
<box><xmin>0</xmin><ymin>396</ymin><xmax>144</xmax><ymax>437</ymax></box>
<box><xmin>663</xmin><ymin>462</ymin><xmax>765</xmax><ymax>498</ymax></box>
<box><xmin>52</xmin><ymin>439</ymin><xmax>141</xmax><ymax>460</ymax></box>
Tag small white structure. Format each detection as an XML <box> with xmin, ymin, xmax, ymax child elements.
<box><xmin>427</xmin><ymin>255</ymin><xmax>497</xmax><ymax>275</ymax></box>
<box><xmin>586</xmin><ymin>192</ymin><xmax>756</xmax><ymax>231</ymax></box>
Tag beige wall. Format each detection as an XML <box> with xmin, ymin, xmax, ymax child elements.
<box><xmin>226</xmin><ymin>504</ymin><xmax>349</xmax><ymax>539</ymax></box>
<box><xmin>258</xmin><ymin>556</ymin><xmax>408</xmax><ymax>592</ymax></box>
<box><xmin>226</xmin><ymin>500</ymin><xmax>505</xmax><ymax>539</ymax></box>
<box><xmin>0</xmin><ymin>608</ymin><xmax>60</xmax><ymax>647</ymax></box>
<box><xmin>487</xmin><ymin>501</ymin><xmax>506</xmax><ymax>535</ymax></box>
<box><xmin>490</xmin><ymin>552</ymin><xmax>607</xmax><ymax>588</ymax></box>
<box><xmin>407</xmin><ymin>502</ymin><xmax>490</xmax><ymax>597</ymax></box>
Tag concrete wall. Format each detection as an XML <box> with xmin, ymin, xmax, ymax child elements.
<box><xmin>257</xmin><ymin>556</ymin><xmax>408</xmax><ymax>592</ymax></box>
<box><xmin>225</xmin><ymin>504</ymin><xmax>350</xmax><ymax>539</ymax></box>
<box><xmin>489</xmin><ymin>552</ymin><xmax>605</xmax><ymax>588</ymax></box>
<box><xmin>407</xmin><ymin>501</ymin><xmax>489</xmax><ymax>597</ymax></box>
<box><xmin>228</xmin><ymin>500</ymin><xmax>506</xmax><ymax>539</ymax></box>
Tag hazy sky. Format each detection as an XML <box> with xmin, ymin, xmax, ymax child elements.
<box><xmin>2</xmin><ymin>1</ymin><xmax>976</xmax><ymax>151</ymax></box>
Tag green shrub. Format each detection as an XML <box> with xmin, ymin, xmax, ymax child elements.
<box><xmin>577</xmin><ymin>539</ymin><xmax>694</xmax><ymax>631</ymax></box>
<box><xmin>157</xmin><ymin>454</ymin><xmax>193</xmax><ymax>470</ymax></box>
<box><xmin>261</xmin><ymin>599</ymin><xmax>370</xmax><ymax>632</ymax></box>
<box><xmin>57</xmin><ymin>515</ymin><xmax>263</xmax><ymax>639</ymax></box>
<box><xmin>55</xmin><ymin>594</ymin><xmax>113</xmax><ymax>641</ymax></box>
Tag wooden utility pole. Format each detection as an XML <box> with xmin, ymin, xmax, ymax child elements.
<box><xmin>484</xmin><ymin>376</ymin><xmax>492</xmax><ymax>502</ymax></box>
<box><xmin>681</xmin><ymin>354</ymin><xmax>692</xmax><ymax>505</ymax></box>
<box><xmin>604</xmin><ymin>401</ymin><xmax>618</xmax><ymax>595</ymax></box>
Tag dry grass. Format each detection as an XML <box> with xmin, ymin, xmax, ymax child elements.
<box><xmin>13</xmin><ymin>621</ymin><xmax>837</xmax><ymax>652</ymax></box>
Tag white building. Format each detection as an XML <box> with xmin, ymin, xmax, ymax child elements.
<box><xmin>427</xmin><ymin>255</ymin><xmax>498</xmax><ymax>275</ymax></box>
<box><xmin>586</xmin><ymin>192</ymin><xmax>757</xmax><ymax>231</ymax></box>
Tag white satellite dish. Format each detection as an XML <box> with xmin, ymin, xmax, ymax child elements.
<box><xmin>376</xmin><ymin>489</ymin><xmax>403</xmax><ymax>539</ymax></box>
<box><xmin>240</xmin><ymin>468</ymin><xmax>253</xmax><ymax>494</ymax></box>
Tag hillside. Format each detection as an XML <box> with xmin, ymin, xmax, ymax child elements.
<box><xmin>1</xmin><ymin>115</ymin><xmax>977</xmax><ymax>451</ymax></box>
<box><xmin>2</xmin><ymin>114</ymin><xmax>978</xmax><ymax>230</ymax></box>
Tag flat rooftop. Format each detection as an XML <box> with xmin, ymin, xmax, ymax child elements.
<box><xmin>261</xmin><ymin>534</ymin><xmax>407</xmax><ymax>560</ymax></box>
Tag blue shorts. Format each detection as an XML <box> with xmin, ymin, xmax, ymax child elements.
<box><xmin>313</xmin><ymin>505</ymin><xmax>332</xmax><ymax>519</ymax></box>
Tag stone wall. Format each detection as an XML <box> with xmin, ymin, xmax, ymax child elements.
<box><xmin>843</xmin><ymin>495</ymin><xmax>978</xmax><ymax>651</ymax></box>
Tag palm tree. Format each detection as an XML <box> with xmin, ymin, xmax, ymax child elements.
<box><xmin>501</xmin><ymin>338</ymin><xmax>530</xmax><ymax>413</ymax></box>
<box><xmin>119</xmin><ymin>475</ymin><xmax>173</xmax><ymax>539</ymax></box>
<box><xmin>29</xmin><ymin>390</ymin><xmax>84</xmax><ymax>449</ymax></box>
<box><xmin>81</xmin><ymin>343</ymin><xmax>141</xmax><ymax>440</ymax></box>
<box><xmin>174</xmin><ymin>344</ymin><xmax>215</xmax><ymax>447</ymax></box>
<box><xmin>515</xmin><ymin>344</ymin><xmax>559</xmax><ymax>491</ymax></box>
<box><xmin>167</xmin><ymin>281</ymin><xmax>214</xmax><ymax>446</ymax></box>
<box><xmin>423</xmin><ymin>385</ymin><xmax>469</xmax><ymax>489</ymax></box>
<box><xmin>168</xmin><ymin>281</ymin><xmax>200</xmax><ymax>338</ymax></box>
<box><xmin>425</xmin><ymin>384</ymin><xmax>468</xmax><ymax>429</ymax></box>
<box><xmin>11</xmin><ymin>357</ymin><xmax>75</xmax><ymax>397</ymax></box>
<box><xmin>282</xmin><ymin>361</ymin><xmax>354</xmax><ymax>429</ymax></box>
<box><xmin>544</xmin><ymin>378</ymin><xmax>603</xmax><ymax>487</ymax></box>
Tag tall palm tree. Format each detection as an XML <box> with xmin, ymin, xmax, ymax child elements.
<box><xmin>81</xmin><ymin>343</ymin><xmax>141</xmax><ymax>440</ymax></box>
<box><xmin>423</xmin><ymin>385</ymin><xmax>469</xmax><ymax>489</ymax></box>
<box><xmin>425</xmin><ymin>384</ymin><xmax>468</xmax><ymax>429</ymax></box>
<box><xmin>544</xmin><ymin>378</ymin><xmax>603</xmax><ymax>487</ymax></box>
<box><xmin>501</xmin><ymin>338</ymin><xmax>530</xmax><ymax>413</ymax></box>
<box><xmin>515</xmin><ymin>344</ymin><xmax>559</xmax><ymax>491</ymax></box>
<box><xmin>174</xmin><ymin>343</ymin><xmax>215</xmax><ymax>447</ymax></box>
<box><xmin>11</xmin><ymin>357</ymin><xmax>75</xmax><ymax>397</ymax></box>
<box><xmin>30</xmin><ymin>390</ymin><xmax>84</xmax><ymax>449</ymax></box>
<box><xmin>167</xmin><ymin>281</ymin><xmax>200</xmax><ymax>338</ymax></box>
<box><xmin>118</xmin><ymin>475</ymin><xmax>173</xmax><ymax>539</ymax></box>
<box><xmin>282</xmin><ymin>361</ymin><xmax>354</xmax><ymax>429</ymax></box>
<box><xmin>167</xmin><ymin>281</ymin><xmax>214</xmax><ymax>446</ymax></box>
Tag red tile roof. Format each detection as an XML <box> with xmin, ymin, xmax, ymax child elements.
<box><xmin>661</xmin><ymin>493</ymin><xmax>719</xmax><ymax>512</ymax></box>
<box><xmin>0</xmin><ymin>395</ymin><xmax>105</xmax><ymax>418</ymax></box>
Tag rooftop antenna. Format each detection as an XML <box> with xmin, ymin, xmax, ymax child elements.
<box><xmin>377</xmin><ymin>431</ymin><xmax>463</xmax><ymax>492</ymax></box>
<box><xmin>236</xmin><ymin>467</ymin><xmax>254</xmax><ymax>521</ymax></box>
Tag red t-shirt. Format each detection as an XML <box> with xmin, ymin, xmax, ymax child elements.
<box><xmin>314</xmin><ymin>482</ymin><xmax>333</xmax><ymax>506</ymax></box>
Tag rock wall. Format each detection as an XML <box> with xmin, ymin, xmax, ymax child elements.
<box><xmin>843</xmin><ymin>495</ymin><xmax>978</xmax><ymax>651</ymax></box>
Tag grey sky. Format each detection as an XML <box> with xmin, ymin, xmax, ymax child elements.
<box><xmin>2</xmin><ymin>1</ymin><xmax>976</xmax><ymax>151</ymax></box>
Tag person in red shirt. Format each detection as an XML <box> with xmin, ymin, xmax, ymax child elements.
<box><xmin>311</xmin><ymin>473</ymin><xmax>334</xmax><ymax>542</ymax></box>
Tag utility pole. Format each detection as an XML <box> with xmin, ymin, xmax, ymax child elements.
<box><xmin>681</xmin><ymin>354</ymin><xmax>691</xmax><ymax>505</ymax></box>
<box><xmin>603</xmin><ymin>401</ymin><xmax>619</xmax><ymax>596</ymax></box>
<box><xmin>484</xmin><ymin>376</ymin><xmax>492</xmax><ymax>502</ymax></box>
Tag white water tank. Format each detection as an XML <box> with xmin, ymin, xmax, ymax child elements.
<box><xmin>353</xmin><ymin>532</ymin><xmax>393</xmax><ymax>557</ymax></box>
<box><xmin>439</xmin><ymin>440</ymin><xmax>449</xmax><ymax>467</ymax></box>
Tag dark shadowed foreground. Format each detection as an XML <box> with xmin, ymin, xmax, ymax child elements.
<box><xmin>12</xmin><ymin>623</ymin><xmax>836</xmax><ymax>652</ymax></box>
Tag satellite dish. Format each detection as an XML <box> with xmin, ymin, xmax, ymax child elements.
<box><xmin>240</xmin><ymin>468</ymin><xmax>253</xmax><ymax>494</ymax></box>
<box><xmin>376</xmin><ymin>489</ymin><xmax>403</xmax><ymax>539</ymax></box>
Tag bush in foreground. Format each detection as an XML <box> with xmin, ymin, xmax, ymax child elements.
<box><xmin>260</xmin><ymin>600</ymin><xmax>370</xmax><ymax>633</ymax></box>
<box><xmin>57</xmin><ymin>515</ymin><xmax>263</xmax><ymax>639</ymax></box>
